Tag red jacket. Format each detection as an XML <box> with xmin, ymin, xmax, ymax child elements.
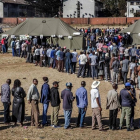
<box><xmin>1</xmin><ymin>38</ymin><xmax>5</xmax><ymax>45</ymax></box>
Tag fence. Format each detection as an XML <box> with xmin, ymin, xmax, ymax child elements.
<box><xmin>0</xmin><ymin>17</ymin><xmax>140</xmax><ymax>25</ymax></box>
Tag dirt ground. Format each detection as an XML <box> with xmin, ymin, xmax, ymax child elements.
<box><xmin>0</xmin><ymin>54</ymin><xmax>140</xmax><ymax>140</ymax></box>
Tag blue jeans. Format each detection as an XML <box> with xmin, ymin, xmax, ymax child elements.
<box><xmin>65</xmin><ymin>63</ymin><xmax>73</xmax><ymax>73</ymax></box>
<box><xmin>2</xmin><ymin>45</ymin><xmax>6</xmax><ymax>53</ymax></box>
<box><xmin>12</xmin><ymin>48</ymin><xmax>15</xmax><ymax>56</ymax></box>
<box><xmin>42</xmin><ymin>103</ymin><xmax>49</xmax><ymax>125</ymax></box>
<box><xmin>64</xmin><ymin>110</ymin><xmax>72</xmax><ymax>129</ymax></box>
<box><xmin>91</xmin><ymin>65</ymin><xmax>97</xmax><ymax>79</ymax></box>
<box><xmin>77</xmin><ymin>108</ymin><xmax>86</xmax><ymax>127</ymax></box>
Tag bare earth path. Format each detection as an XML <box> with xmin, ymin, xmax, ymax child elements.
<box><xmin>0</xmin><ymin>54</ymin><xmax>140</xmax><ymax>140</ymax></box>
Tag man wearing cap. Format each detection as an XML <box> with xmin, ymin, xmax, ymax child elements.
<box><xmin>50</xmin><ymin>81</ymin><xmax>61</xmax><ymax>128</ymax></box>
<box><xmin>61</xmin><ymin>82</ymin><xmax>75</xmax><ymax>129</ymax></box>
<box><xmin>106</xmin><ymin>84</ymin><xmax>120</xmax><ymax>130</ymax></box>
<box><xmin>90</xmin><ymin>81</ymin><xmax>104</xmax><ymax>131</ymax></box>
<box><xmin>76</xmin><ymin>81</ymin><xmax>88</xmax><ymax>128</ymax></box>
<box><xmin>40</xmin><ymin>77</ymin><xmax>51</xmax><ymax>126</ymax></box>
<box><xmin>119</xmin><ymin>82</ymin><xmax>133</xmax><ymax>131</ymax></box>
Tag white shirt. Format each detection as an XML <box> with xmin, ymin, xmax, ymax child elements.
<box><xmin>78</xmin><ymin>54</ymin><xmax>87</xmax><ymax>65</ymax></box>
<box><xmin>72</xmin><ymin>52</ymin><xmax>78</xmax><ymax>62</ymax></box>
<box><xmin>35</xmin><ymin>49</ymin><xmax>40</xmax><ymax>55</ymax></box>
<box><xmin>90</xmin><ymin>88</ymin><xmax>101</xmax><ymax>108</ymax></box>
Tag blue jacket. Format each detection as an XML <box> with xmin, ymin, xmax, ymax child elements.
<box><xmin>50</xmin><ymin>50</ymin><xmax>56</xmax><ymax>59</ymax></box>
<box><xmin>76</xmin><ymin>87</ymin><xmax>88</xmax><ymax>108</ymax></box>
<box><xmin>40</xmin><ymin>83</ymin><xmax>51</xmax><ymax>104</ymax></box>
<box><xmin>119</xmin><ymin>89</ymin><xmax>133</xmax><ymax>107</ymax></box>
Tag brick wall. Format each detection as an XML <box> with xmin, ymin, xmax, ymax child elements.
<box><xmin>1</xmin><ymin>17</ymin><xmax>140</xmax><ymax>25</ymax></box>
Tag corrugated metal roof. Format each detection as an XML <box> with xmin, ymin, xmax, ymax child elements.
<box><xmin>1</xmin><ymin>0</ymin><xmax>27</xmax><ymax>5</ymax></box>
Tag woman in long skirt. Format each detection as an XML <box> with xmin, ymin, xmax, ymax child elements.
<box><xmin>12</xmin><ymin>79</ymin><xmax>26</xmax><ymax>126</ymax></box>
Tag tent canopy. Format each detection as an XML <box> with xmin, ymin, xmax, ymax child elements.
<box><xmin>4</xmin><ymin>18</ymin><xmax>80</xmax><ymax>36</ymax></box>
<box><xmin>120</xmin><ymin>20</ymin><xmax>140</xmax><ymax>45</ymax></box>
<box><xmin>4</xmin><ymin>18</ymin><xmax>84</xmax><ymax>50</ymax></box>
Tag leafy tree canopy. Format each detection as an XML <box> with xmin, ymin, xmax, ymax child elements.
<box><xmin>25</xmin><ymin>0</ymin><xmax>62</xmax><ymax>17</ymax></box>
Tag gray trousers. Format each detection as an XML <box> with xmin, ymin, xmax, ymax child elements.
<box><xmin>113</xmin><ymin>71</ymin><xmax>119</xmax><ymax>84</ymax></box>
<box><xmin>122</xmin><ymin>71</ymin><xmax>128</xmax><ymax>84</ymax></box>
<box><xmin>105</xmin><ymin>67</ymin><xmax>110</xmax><ymax>81</ymax></box>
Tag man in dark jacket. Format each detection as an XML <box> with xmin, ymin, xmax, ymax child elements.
<box><xmin>50</xmin><ymin>81</ymin><xmax>61</xmax><ymax>128</ymax></box>
<box><xmin>40</xmin><ymin>77</ymin><xmax>50</xmax><ymax>126</ymax></box>
<box><xmin>119</xmin><ymin>82</ymin><xmax>133</xmax><ymax>131</ymax></box>
<box><xmin>61</xmin><ymin>82</ymin><xmax>75</xmax><ymax>129</ymax></box>
<box><xmin>1</xmin><ymin>79</ymin><xmax>11</xmax><ymax>124</ymax></box>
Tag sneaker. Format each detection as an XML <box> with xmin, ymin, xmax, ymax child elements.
<box><xmin>127</xmin><ymin>127</ymin><xmax>133</xmax><ymax>131</ymax></box>
<box><xmin>130</xmin><ymin>126</ymin><xmax>134</xmax><ymax>131</ymax></box>
<box><xmin>50</xmin><ymin>125</ymin><xmax>54</xmax><ymax>127</ymax></box>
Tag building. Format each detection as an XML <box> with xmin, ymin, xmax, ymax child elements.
<box><xmin>0</xmin><ymin>0</ymin><xmax>35</xmax><ymax>18</ymax></box>
<box><xmin>126</xmin><ymin>0</ymin><xmax>140</xmax><ymax>17</ymax></box>
<box><xmin>63</xmin><ymin>0</ymin><xmax>103</xmax><ymax>18</ymax></box>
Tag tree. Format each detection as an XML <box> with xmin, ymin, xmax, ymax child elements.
<box><xmin>25</xmin><ymin>0</ymin><xmax>62</xmax><ymax>17</ymax></box>
<box><xmin>101</xmin><ymin>0</ymin><xmax>126</xmax><ymax>17</ymax></box>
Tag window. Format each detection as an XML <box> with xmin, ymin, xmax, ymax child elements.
<box><xmin>136</xmin><ymin>10</ymin><xmax>140</xmax><ymax>13</ymax></box>
<box><xmin>4</xmin><ymin>12</ymin><xmax>7</xmax><ymax>17</ymax></box>
<box><xmin>130</xmin><ymin>2</ymin><xmax>134</xmax><ymax>5</ymax></box>
<box><xmin>136</xmin><ymin>2</ymin><xmax>140</xmax><ymax>5</ymax></box>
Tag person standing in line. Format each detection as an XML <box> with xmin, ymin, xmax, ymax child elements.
<box><xmin>40</xmin><ymin>46</ymin><xmax>44</xmax><ymax>67</ymax></box>
<box><xmin>130</xmin><ymin>80</ymin><xmax>137</xmax><ymax>130</ymax></box>
<box><xmin>104</xmin><ymin>53</ymin><xmax>111</xmax><ymax>82</ymax></box>
<box><xmin>61</xmin><ymin>83</ymin><xmax>75</xmax><ymax>129</ymax></box>
<box><xmin>11</xmin><ymin>38</ymin><xmax>16</xmax><ymax>56</ymax></box>
<box><xmin>27</xmin><ymin>79</ymin><xmax>41</xmax><ymax>128</ymax></box>
<box><xmin>35</xmin><ymin>45</ymin><xmax>40</xmax><ymax>66</ymax></box>
<box><xmin>1</xmin><ymin>37</ymin><xmax>6</xmax><ymax>54</ymax></box>
<box><xmin>12</xmin><ymin>79</ymin><xmax>26</xmax><ymax>126</ymax></box>
<box><xmin>46</xmin><ymin>46</ymin><xmax>52</xmax><ymax>67</ymax></box>
<box><xmin>121</xmin><ymin>56</ymin><xmax>130</xmax><ymax>84</ymax></box>
<box><xmin>71</xmin><ymin>49</ymin><xmax>78</xmax><ymax>74</ymax></box>
<box><xmin>89</xmin><ymin>51</ymin><xmax>98</xmax><ymax>80</ymax></box>
<box><xmin>65</xmin><ymin>49</ymin><xmax>74</xmax><ymax>74</ymax></box>
<box><xmin>50</xmin><ymin>81</ymin><xmax>61</xmax><ymax>128</ymax></box>
<box><xmin>1</xmin><ymin>79</ymin><xmax>11</xmax><ymax>124</ymax></box>
<box><xmin>40</xmin><ymin>77</ymin><xmax>51</xmax><ymax>126</ymax></box>
<box><xmin>77</xmin><ymin>51</ymin><xmax>87</xmax><ymax>78</ymax></box>
<box><xmin>119</xmin><ymin>83</ymin><xmax>133</xmax><ymax>131</ymax></box>
<box><xmin>76</xmin><ymin>81</ymin><xmax>88</xmax><ymax>128</ymax></box>
<box><xmin>91</xmin><ymin>81</ymin><xmax>105</xmax><ymax>131</ymax></box>
<box><xmin>111</xmin><ymin>57</ymin><xmax>120</xmax><ymax>84</ymax></box>
<box><xmin>130</xmin><ymin>59</ymin><xmax>136</xmax><ymax>81</ymax></box>
<box><xmin>110</xmin><ymin>53</ymin><xmax>115</xmax><ymax>83</ymax></box>
<box><xmin>106</xmin><ymin>84</ymin><xmax>120</xmax><ymax>130</ymax></box>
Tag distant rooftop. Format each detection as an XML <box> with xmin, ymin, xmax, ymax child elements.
<box><xmin>1</xmin><ymin>0</ymin><xmax>27</xmax><ymax>5</ymax></box>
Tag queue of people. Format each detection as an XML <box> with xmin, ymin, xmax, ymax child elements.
<box><xmin>0</xmin><ymin>77</ymin><xmax>139</xmax><ymax>131</ymax></box>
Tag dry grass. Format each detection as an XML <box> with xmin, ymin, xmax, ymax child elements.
<box><xmin>0</xmin><ymin>54</ymin><xmax>139</xmax><ymax>140</ymax></box>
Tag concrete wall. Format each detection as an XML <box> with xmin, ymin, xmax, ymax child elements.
<box><xmin>0</xmin><ymin>17</ymin><xmax>140</xmax><ymax>25</ymax></box>
<box><xmin>0</xmin><ymin>2</ymin><xmax>4</xmax><ymax>18</ymax></box>
<box><xmin>127</xmin><ymin>1</ymin><xmax>140</xmax><ymax>17</ymax></box>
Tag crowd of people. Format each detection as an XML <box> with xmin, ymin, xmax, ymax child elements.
<box><xmin>0</xmin><ymin>77</ymin><xmax>138</xmax><ymax>131</ymax></box>
<box><xmin>0</xmin><ymin>27</ymin><xmax>140</xmax><ymax>132</ymax></box>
